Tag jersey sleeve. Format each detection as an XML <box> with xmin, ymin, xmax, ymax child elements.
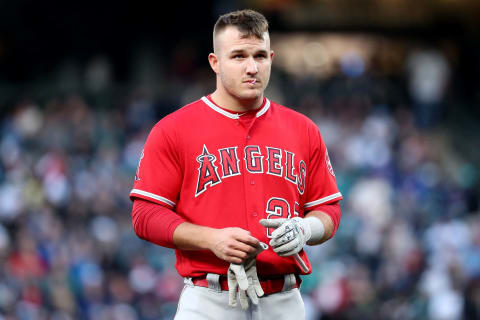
<box><xmin>304</xmin><ymin>125</ymin><xmax>343</xmax><ymax>211</ymax></box>
<box><xmin>129</xmin><ymin>122</ymin><xmax>182</xmax><ymax>208</ymax></box>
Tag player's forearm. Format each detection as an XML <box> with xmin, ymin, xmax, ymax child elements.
<box><xmin>172</xmin><ymin>222</ymin><xmax>217</xmax><ymax>250</ymax></box>
<box><xmin>304</xmin><ymin>210</ymin><xmax>334</xmax><ymax>245</ymax></box>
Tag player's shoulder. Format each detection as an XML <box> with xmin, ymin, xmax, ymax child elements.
<box><xmin>269</xmin><ymin>100</ymin><xmax>319</xmax><ymax>129</ymax></box>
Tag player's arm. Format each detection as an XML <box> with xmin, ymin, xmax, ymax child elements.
<box><xmin>132</xmin><ymin>198</ymin><xmax>260</xmax><ymax>264</ymax></box>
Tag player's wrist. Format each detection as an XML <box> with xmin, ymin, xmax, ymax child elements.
<box><xmin>303</xmin><ymin>216</ymin><xmax>325</xmax><ymax>245</ymax></box>
<box><xmin>202</xmin><ymin>226</ymin><xmax>221</xmax><ymax>252</ymax></box>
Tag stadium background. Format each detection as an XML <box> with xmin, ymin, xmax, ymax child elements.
<box><xmin>0</xmin><ymin>0</ymin><xmax>479</xmax><ymax>319</ymax></box>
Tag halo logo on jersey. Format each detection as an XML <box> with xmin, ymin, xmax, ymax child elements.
<box><xmin>325</xmin><ymin>150</ymin><xmax>335</xmax><ymax>177</ymax></box>
<box><xmin>297</xmin><ymin>160</ymin><xmax>306</xmax><ymax>195</ymax></box>
<box><xmin>195</xmin><ymin>145</ymin><xmax>221</xmax><ymax>197</ymax></box>
<box><xmin>135</xmin><ymin>149</ymin><xmax>144</xmax><ymax>181</ymax></box>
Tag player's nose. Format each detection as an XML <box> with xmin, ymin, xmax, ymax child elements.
<box><xmin>245</xmin><ymin>57</ymin><xmax>258</xmax><ymax>75</ymax></box>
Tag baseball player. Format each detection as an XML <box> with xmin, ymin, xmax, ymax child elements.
<box><xmin>130</xmin><ymin>9</ymin><xmax>342</xmax><ymax>320</ymax></box>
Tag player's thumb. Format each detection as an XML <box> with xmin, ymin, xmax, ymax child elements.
<box><xmin>259</xmin><ymin>218</ymin><xmax>286</xmax><ymax>228</ymax></box>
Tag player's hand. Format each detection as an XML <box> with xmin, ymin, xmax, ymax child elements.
<box><xmin>259</xmin><ymin>217</ymin><xmax>311</xmax><ymax>257</ymax></box>
<box><xmin>228</xmin><ymin>242</ymin><xmax>267</xmax><ymax>310</ymax></box>
<box><xmin>208</xmin><ymin>227</ymin><xmax>260</xmax><ymax>264</ymax></box>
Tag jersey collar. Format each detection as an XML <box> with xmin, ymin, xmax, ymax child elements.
<box><xmin>201</xmin><ymin>96</ymin><xmax>270</xmax><ymax>120</ymax></box>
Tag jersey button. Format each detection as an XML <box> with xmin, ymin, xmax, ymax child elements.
<box><xmin>247</xmin><ymin>135</ymin><xmax>251</xmax><ymax>140</ymax></box>
<box><xmin>252</xmin><ymin>212</ymin><xmax>257</xmax><ymax>217</ymax></box>
<box><xmin>250</xmin><ymin>180</ymin><xmax>255</xmax><ymax>185</ymax></box>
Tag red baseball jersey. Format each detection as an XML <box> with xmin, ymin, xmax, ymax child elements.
<box><xmin>130</xmin><ymin>95</ymin><xmax>342</xmax><ymax>277</ymax></box>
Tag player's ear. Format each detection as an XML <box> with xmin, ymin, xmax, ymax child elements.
<box><xmin>270</xmin><ymin>50</ymin><xmax>274</xmax><ymax>62</ymax></box>
<box><xmin>208</xmin><ymin>53</ymin><xmax>219</xmax><ymax>74</ymax></box>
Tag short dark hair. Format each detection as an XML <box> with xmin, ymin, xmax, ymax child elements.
<box><xmin>213</xmin><ymin>9</ymin><xmax>269</xmax><ymax>40</ymax></box>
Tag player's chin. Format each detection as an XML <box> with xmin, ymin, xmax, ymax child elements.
<box><xmin>238</xmin><ymin>89</ymin><xmax>263</xmax><ymax>100</ymax></box>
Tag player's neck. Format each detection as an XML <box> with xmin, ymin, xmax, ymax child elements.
<box><xmin>210</xmin><ymin>90</ymin><xmax>264</xmax><ymax>113</ymax></box>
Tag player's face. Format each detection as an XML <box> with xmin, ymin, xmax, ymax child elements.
<box><xmin>211</xmin><ymin>26</ymin><xmax>274</xmax><ymax>103</ymax></box>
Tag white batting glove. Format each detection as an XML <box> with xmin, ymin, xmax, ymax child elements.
<box><xmin>227</xmin><ymin>242</ymin><xmax>267</xmax><ymax>310</ymax></box>
<box><xmin>260</xmin><ymin>217</ymin><xmax>324</xmax><ymax>257</ymax></box>
<box><xmin>228</xmin><ymin>259</ymin><xmax>264</xmax><ymax>310</ymax></box>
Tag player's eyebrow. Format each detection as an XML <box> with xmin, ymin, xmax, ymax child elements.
<box><xmin>229</xmin><ymin>49</ymin><xmax>268</xmax><ymax>55</ymax></box>
<box><xmin>230</xmin><ymin>49</ymin><xmax>246</xmax><ymax>55</ymax></box>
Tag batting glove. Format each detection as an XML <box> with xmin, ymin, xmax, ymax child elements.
<box><xmin>228</xmin><ymin>259</ymin><xmax>264</xmax><ymax>310</ymax></box>
<box><xmin>259</xmin><ymin>217</ymin><xmax>324</xmax><ymax>257</ymax></box>
<box><xmin>227</xmin><ymin>242</ymin><xmax>267</xmax><ymax>310</ymax></box>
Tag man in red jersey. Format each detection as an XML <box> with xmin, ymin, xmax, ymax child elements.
<box><xmin>130</xmin><ymin>9</ymin><xmax>342</xmax><ymax>319</ymax></box>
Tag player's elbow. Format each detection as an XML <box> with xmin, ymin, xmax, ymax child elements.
<box><xmin>130</xmin><ymin>198</ymin><xmax>185</xmax><ymax>249</ymax></box>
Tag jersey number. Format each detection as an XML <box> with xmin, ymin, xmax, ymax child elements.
<box><xmin>265</xmin><ymin>197</ymin><xmax>300</xmax><ymax>238</ymax></box>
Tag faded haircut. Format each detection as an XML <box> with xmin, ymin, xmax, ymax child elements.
<box><xmin>213</xmin><ymin>9</ymin><xmax>269</xmax><ymax>40</ymax></box>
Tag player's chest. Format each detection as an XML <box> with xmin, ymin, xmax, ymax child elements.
<box><xmin>180</xmin><ymin>124</ymin><xmax>310</xmax><ymax>197</ymax></box>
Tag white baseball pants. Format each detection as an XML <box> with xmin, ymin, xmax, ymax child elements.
<box><xmin>174</xmin><ymin>274</ymin><xmax>305</xmax><ymax>320</ymax></box>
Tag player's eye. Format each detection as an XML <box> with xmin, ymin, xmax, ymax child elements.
<box><xmin>255</xmin><ymin>54</ymin><xmax>267</xmax><ymax>59</ymax></box>
<box><xmin>233</xmin><ymin>54</ymin><xmax>245</xmax><ymax>59</ymax></box>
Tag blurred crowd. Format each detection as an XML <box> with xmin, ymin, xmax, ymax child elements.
<box><xmin>0</xmin><ymin>42</ymin><xmax>479</xmax><ymax>320</ymax></box>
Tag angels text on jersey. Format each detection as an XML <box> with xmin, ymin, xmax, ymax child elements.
<box><xmin>195</xmin><ymin>144</ymin><xmax>306</xmax><ymax>197</ymax></box>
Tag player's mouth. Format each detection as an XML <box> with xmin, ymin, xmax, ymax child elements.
<box><xmin>245</xmin><ymin>79</ymin><xmax>258</xmax><ymax>85</ymax></box>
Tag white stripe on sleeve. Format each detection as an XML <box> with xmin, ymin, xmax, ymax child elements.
<box><xmin>304</xmin><ymin>192</ymin><xmax>342</xmax><ymax>208</ymax></box>
<box><xmin>130</xmin><ymin>189</ymin><xmax>176</xmax><ymax>207</ymax></box>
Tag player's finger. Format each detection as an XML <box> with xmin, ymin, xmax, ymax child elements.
<box><xmin>225</xmin><ymin>250</ymin><xmax>251</xmax><ymax>264</ymax></box>
<box><xmin>259</xmin><ymin>218</ymin><xmax>286</xmax><ymax>228</ymax></box>
<box><xmin>270</xmin><ymin>224</ymin><xmax>291</xmax><ymax>239</ymax></box>
<box><xmin>269</xmin><ymin>235</ymin><xmax>293</xmax><ymax>249</ymax></box>
<box><xmin>271</xmin><ymin>227</ymin><xmax>298</xmax><ymax>245</ymax></box>
<box><xmin>232</xmin><ymin>241</ymin><xmax>259</xmax><ymax>256</ymax></box>
<box><xmin>234</xmin><ymin>243</ymin><xmax>264</xmax><ymax>258</ymax></box>
<box><xmin>273</xmin><ymin>238</ymin><xmax>300</xmax><ymax>255</ymax></box>
<box><xmin>247</xmin><ymin>239</ymin><xmax>267</xmax><ymax>252</ymax></box>
<box><xmin>234</xmin><ymin>233</ymin><xmax>261</xmax><ymax>248</ymax></box>
<box><xmin>245</xmin><ymin>241</ymin><xmax>269</xmax><ymax>259</ymax></box>
<box><xmin>269</xmin><ymin>231</ymin><xmax>290</xmax><ymax>245</ymax></box>
<box><xmin>226</xmin><ymin>256</ymin><xmax>243</xmax><ymax>264</ymax></box>
<box><xmin>224</xmin><ymin>246</ymin><xmax>253</xmax><ymax>263</ymax></box>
